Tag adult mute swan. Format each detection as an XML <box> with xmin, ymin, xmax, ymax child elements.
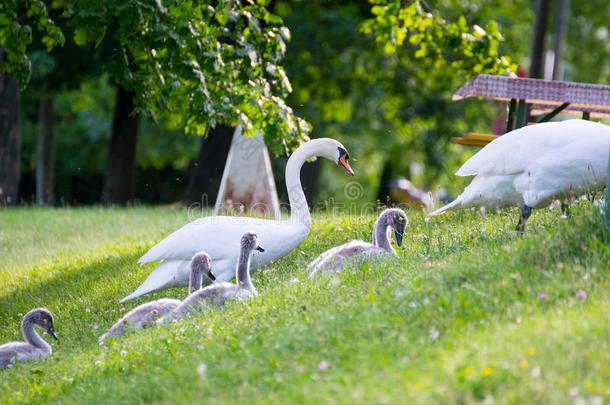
<box><xmin>159</xmin><ymin>232</ymin><xmax>262</xmax><ymax>323</ymax></box>
<box><xmin>429</xmin><ymin>120</ymin><xmax>610</xmax><ymax>230</ymax></box>
<box><xmin>309</xmin><ymin>208</ymin><xmax>407</xmax><ymax>279</ymax></box>
<box><xmin>121</xmin><ymin>138</ymin><xmax>353</xmax><ymax>302</ymax></box>
<box><xmin>0</xmin><ymin>308</ymin><xmax>58</xmax><ymax>369</ymax></box>
<box><xmin>99</xmin><ymin>253</ymin><xmax>213</xmax><ymax>342</ymax></box>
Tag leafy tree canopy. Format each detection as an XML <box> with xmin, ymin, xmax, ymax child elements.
<box><xmin>0</xmin><ymin>0</ymin><xmax>309</xmax><ymax>153</ymax></box>
<box><xmin>362</xmin><ymin>0</ymin><xmax>515</xmax><ymax>77</ymax></box>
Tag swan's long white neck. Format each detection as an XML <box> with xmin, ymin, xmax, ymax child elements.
<box><xmin>236</xmin><ymin>249</ymin><xmax>256</xmax><ymax>293</ymax></box>
<box><xmin>21</xmin><ymin>316</ymin><xmax>51</xmax><ymax>355</ymax></box>
<box><xmin>374</xmin><ymin>215</ymin><xmax>396</xmax><ymax>254</ymax></box>
<box><xmin>285</xmin><ymin>141</ymin><xmax>327</xmax><ymax>228</ymax></box>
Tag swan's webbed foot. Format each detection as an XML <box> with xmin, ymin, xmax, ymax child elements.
<box><xmin>515</xmin><ymin>205</ymin><xmax>532</xmax><ymax>232</ymax></box>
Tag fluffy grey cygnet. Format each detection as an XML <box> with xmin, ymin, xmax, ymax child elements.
<box><xmin>0</xmin><ymin>308</ymin><xmax>58</xmax><ymax>369</ymax></box>
<box><xmin>159</xmin><ymin>232</ymin><xmax>263</xmax><ymax>323</ymax></box>
<box><xmin>309</xmin><ymin>208</ymin><xmax>407</xmax><ymax>279</ymax></box>
<box><xmin>99</xmin><ymin>252</ymin><xmax>213</xmax><ymax>343</ymax></box>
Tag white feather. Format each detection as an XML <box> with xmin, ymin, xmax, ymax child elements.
<box><xmin>429</xmin><ymin>120</ymin><xmax>610</xmax><ymax>216</ymax></box>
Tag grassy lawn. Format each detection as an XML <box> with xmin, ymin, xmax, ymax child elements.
<box><xmin>0</xmin><ymin>203</ymin><xmax>608</xmax><ymax>404</ymax></box>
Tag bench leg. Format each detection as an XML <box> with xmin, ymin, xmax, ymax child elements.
<box><xmin>506</xmin><ymin>98</ymin><xmax>517</xmax><ymax>132</ymax></box>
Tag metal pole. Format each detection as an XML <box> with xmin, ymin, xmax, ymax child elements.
<box><xmin>552</xmin><ymin>0</ymin><xmax>570</xmax><ymax>81</ymax></box>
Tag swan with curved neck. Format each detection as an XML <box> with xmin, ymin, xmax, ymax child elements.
<box><xmin>309</xmin><ymin>208</ymin><xmax>407</xmax><ymax>279</ymax></box>
<box><xmin>100</xmin><ymin>254</ymin><xmax>212</xmax><ymax>342</ymax></box>
<box><xmin>429</xmin><ymin>120</ymin><xmax>610</xmax><ymax>231</ymax></box>
<box><xmin>159</xmin><ymin>232</ymin><xmax>262</xmax><ymax>323</ymax></box>
<box><xmin>0</xmin><ymin>308</ymin><xmax>58</xmax><ymax>369</ymax></box>
<box><xmin>121</xmin><ymin>138</ymin><xmax>353</xmax><ymax>302</ymax></box>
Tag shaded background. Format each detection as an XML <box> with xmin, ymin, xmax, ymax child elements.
<box><xmin>11</xmin><ymin>0</ymin><xmax>610</xmax><ymax>208</ymax></box>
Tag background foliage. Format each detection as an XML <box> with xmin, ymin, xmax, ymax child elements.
<box><xmin>5</xmin><ymin>0</ymin><xmax>610</xmax><ymax>206</ymax></box>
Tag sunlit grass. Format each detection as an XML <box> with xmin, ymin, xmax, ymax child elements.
<box><xmin>0</xmin><ymin>203</ymin><xmax>608</xmax><ymax>404</ymax></box>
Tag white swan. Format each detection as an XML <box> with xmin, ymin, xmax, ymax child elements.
<box><xmin>0</xmin><ymin>308</ymin><xmax>58</xmax><ymax>369</ymax></box>
<box><xmin>429</xmin><ymin>120</ymin><xmax>610</xmax><ymax>230</ymax></box>
<box><xmin>100</xmin><ymin>253</ymin><xmax>212</xmax><ymax>342</ymax></box>
<box><xmin>309</xmin><ymin>208</ymin><xmax>407</xmax><ymax>279</ymax></box>
<box><xmin>158</xmin><ymin>232</ymin><xmax>262</xmax><ymax>323</ymax></box>
<box><xmin>121</xmin><ymin>138</ymin><xmax>353</xmax><ymax>302</ymax></box>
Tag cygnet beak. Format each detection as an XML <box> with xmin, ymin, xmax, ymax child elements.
<box><xmin>394</xmin><ymin>229</ymin><xmax>404</xmax><ymax>247</ymax></box>
<box><xmin>256</xmin><ymin>245</ymin><xmax>265</xmax><ymax>252</ymax></box>
<box><xmin>48</xmin><ymin>327</ymin><xmax>59</xmax><ymax>341</ymax></box>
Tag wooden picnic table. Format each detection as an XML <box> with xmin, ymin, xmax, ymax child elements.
<box><xmin>450</xmin><ymin>74</ymin><xmax>610</xmax><ymax>146</ymax></box>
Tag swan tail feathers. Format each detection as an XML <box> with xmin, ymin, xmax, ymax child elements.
<box><xmin>119</xmin><ymin>260</ymin><xmax>187</xmax><ymax>303</ymax></box>
<box><xmin>138</xmin><ymin>248</ymin><xmax>162</xmax><ymax>264</ymax></box>
<box><xmin>428</xmin><ymin>197</ymin><xmax>462</xmax><ymax>216</ymax></box>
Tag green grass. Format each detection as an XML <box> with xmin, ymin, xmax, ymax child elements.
<box><xmin>0</xmin><ymin>203</ymin><xmax>609</xmax><ymax>404</ymax></box>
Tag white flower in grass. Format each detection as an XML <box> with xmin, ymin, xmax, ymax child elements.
<box><xmin>569</xmin><ymin>387</ymin><xmax>579</xmax><ymax>397</ymax></box>
<box><xmin>590</xmin><ymin>396</ymin><xmax>603</xmax><ymax>405</ymax></box>
<box><xmin>317</xmin><ymin>360</ymin><xmax>329</xmax><ymax>372</ymax></box>
<box><xmin>120</xmin><ymin>350</ymin><xmax>127</xmax><ymax>357</ymax></box>
<box><xmin>429</xmin><ymin>326</ymin><xmax>439</xmax><ymax>341</ymax></box>
<box><xmin>531</xmin><ymin>367</ymin><xmax>540</xmax><ymax>378</ymax></box>
<box><xmin>422</xmin><ymin>297</ymin><xmax>430</xmax><ymax>305</ymax></box>
<box><xmin>86</xmin><ymin>308</ymin><xmax>91</xmax><ymax>313</ymax></box>
<box><xmin>197</xmin><ymin>363</ymin><xmax>207</xmax><ymax>376</ymax></box>
<box><xmin>290</xmin><ymin>278</ymin><xmax>299</xmax><ymax>284</ymax></box>
<box><xmin>408</xmin><ymin>301</ymin><xmax>417</xmax><ymax>309</ymax></box>
<box><xmin>574</xmin><ymin>397</ymin><xmax>586</xmax><ymax>405</ymax></box>
<box><xmin>95</xmin><ymin>360</ymin><xmax>102</xmax><ymax>366</ymax></box>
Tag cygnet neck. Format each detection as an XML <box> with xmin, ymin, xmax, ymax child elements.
<box><xmin>374</xmin><ymin>214</ymin><xmax>396</xmax><ymax>254</ymax></box>
<box><xmin>236</xmin><ymin>247</ymin><xmax>256</xmax><ymax>293</ymax></box>
<box><xmin>21</xmin><ymin>313</ymin><xmax>51</xmax><ymax>354</ymax></box>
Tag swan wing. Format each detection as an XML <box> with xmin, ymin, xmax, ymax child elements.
<box><xmin>0</xmin><ymin>342</ymin><xmax>29</xmax><ymax>368</ymax></box>
<box><xmin>309</xmin><ymin>240</ymin><xmax>382</xmax><ymax>274</ymax></box>
<box><xmin>123</xmin><ymin>217</ymin><xmax>309</xmax><ymax>302</ymax></box>
<box><xmin>119</xmin><ymin>259</ymin><xmax>192</xmax><ymax>302</ymax></box>
<box><xmin>516</xmin><ymin>134</ymin><xmax>610</xmax><ymax>207</ymax></box>
<box><xmin>139</xmin><ymin>216</ymin><xmax>308</xmax><ymax>264</ymax></box>
<box><xmin>456</xmin><ymin>120</ymin><xmax>608</xmax><ymax>177</ymax></box>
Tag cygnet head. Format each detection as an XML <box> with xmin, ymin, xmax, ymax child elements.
<box><xmin>190</xmin><ymin>252</ymin><xmax>214</xmax><ymax>285</ymax></box>
<box><xmin>307</xmin><ymin>139</ymin><xmax>353</xmax><ymax>176</ymax></box>
<box><xmin>240</xmin><ymin>232</ymin><xmax>265</xmax><ymax>254</ymax></box>
<box><xmin>383</xmin><ymin>208</ymin><xmax>408</xmax><ymax>247</ymax></box>
<box><xmin>24</xmin><ymin>308</ymin><xmax>58</xmax><ymax>341</ymax></box>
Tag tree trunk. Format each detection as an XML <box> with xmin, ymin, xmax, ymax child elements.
<box><xmin>102</xmin><ymin>86</ymin><xmax>140</xmax><ymax>205</ymax></box>
<box><xmin>552</xmin><ymin>0</ymin><xmax>570</xmax><ymax>81</ymax></box>
<box><xmin>36</xmin><ymin>94</ymin><xmax>54</xmax><ymax>205</ymax></box>
<box><xmin>529</xmin><ymin>0</ymin><xmax>551</xmax><ymax>79</ymax></box>
<box><xmin>0</xmin><ymin>46</ymin><xmax>20</xmax><ymax>206</ymax></box>
<box><xmin>184</xmin><ymin>125</ymin><xmax>234</xmax><ymax>206</ymax></box>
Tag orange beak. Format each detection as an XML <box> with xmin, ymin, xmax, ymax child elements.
<box><xmin>339</xmin><ymin>155</ymin><xmax>354</xmax><ymax>176</ymax></box>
